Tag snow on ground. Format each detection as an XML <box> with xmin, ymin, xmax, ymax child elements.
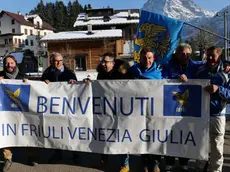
<box><xmin>75</xmin><ymin>71</ymin><xmax>98</xmax><ymax>81</ymax></box>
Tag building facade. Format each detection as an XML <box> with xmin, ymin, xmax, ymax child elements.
<box><xmin>41</xmin><ymin>29</ymin><xmax>123</xmax><ymax>71</ymax></box>
<box><xmin>0</xmin><ymin>11</ymin><xmax>54</xmax><ymax>57</ymax></box>
<box><xmin>74</xmin><ymin>8</ymin><xmax>139</xmax><ymax>60</ymax></box>
<box><xmin>41</xmin><ymin>8</ymin><xmax>139</xmax><ymax>71</ymax></box>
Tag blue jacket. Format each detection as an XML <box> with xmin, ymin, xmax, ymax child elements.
<box><xmin>196</xmin><ymin>61</ymin><xmax>230</xmax><ymax>116</ymax></box>
<box><xmin>162</xmin><ymin>57</ymin><xmax>204</xmax><ymax>79</ymax></box>
<box><xmin>129</xmin><ymin>62</ymin><xmax>162</xmax><ymax>80</ymax></box>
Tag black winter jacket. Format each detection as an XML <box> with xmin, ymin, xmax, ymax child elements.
<box><xmin>41</xmin><ymin>66</ymin><xmax>77</xmax><ymax>82</ymax></box>
<box><xmin>97</xmin><ymin>59</ymin><xmax>133</xmax><ymax>80</ymax></box>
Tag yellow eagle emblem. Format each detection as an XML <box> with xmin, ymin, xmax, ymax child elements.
<box><xmin>134</xmin><ymin>23</ymin><xmax>171</xmax><ymax>62</ymax></box>
<box><xmin>5</xmin><ymin>88</ymin><xmax>23</xmax><ymax>109</ymax></box>
<box><xmin>172</xmin><ymin>89</ymin><xmax>189</xmax><ymax>106</ymax></box>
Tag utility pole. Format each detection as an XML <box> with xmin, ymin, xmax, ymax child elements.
<box><xmin>185</xmin><ymin>12</ymin><xmax>230</xmax><ymax>60</ymax></box>
<box><xmin>224</xmin><ymin>12</ymin><xmax>228</xmax><ymax>60</ymax></box>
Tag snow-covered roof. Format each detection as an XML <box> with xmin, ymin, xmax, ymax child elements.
<box><xmin>9</xmin><ymin>52</ymin><xmax>24</xmax><ymax>63</ymax></box>
<box><xmin>40</xmin><ymin>29</ymin><xmax>122</xmax><ymax>41</ymax></box>
<box><xmin>113</xmin><ymin>12</ymin><xmax>139</xmax><ymax>18</ymax></box>
<box><xmin>74</xmin><ymin>11</ymin><xmax>139</xmax><ymax>27</ymax></box>
<box><xmin>25</xmin><ymin>14</ymin><xmax>38</xmax><ymax>19</ymax></box>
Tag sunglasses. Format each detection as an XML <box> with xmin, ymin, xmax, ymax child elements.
<box><xmin>54</xmin><ymin>60</ymin><xmax>63</xmax><ymax>63</ymax></box>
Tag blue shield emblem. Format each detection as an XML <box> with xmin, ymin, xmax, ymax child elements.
<box><xmin>0</xmin><ymin>84</ymin><xmax>30</xmax><ymax>112</ymax></box>
<box><xmin>163</xmin><ymin>85</ymin><xmax>202</xmax><ymax>117</ymax></box>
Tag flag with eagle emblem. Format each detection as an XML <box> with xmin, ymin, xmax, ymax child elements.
<box><xmin>134</xmin><ymin>10</ymin><xmax>184</xmax><ymax>64</ymax></box>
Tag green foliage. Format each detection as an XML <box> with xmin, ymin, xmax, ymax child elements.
<box><xmin>29</xmin><ymin>0</ymin><xmax>88</xmax><ymax>32</ymax></box>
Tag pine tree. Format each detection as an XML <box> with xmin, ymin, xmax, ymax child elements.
<box><xmin>44</xmin><ymin>3</ymin><xmax>55</xmax><ymax>27</ymax></box>
<box><xmin>53</xmin><ymin>1</ymin><xmax>68</xmax><ymax>31</ymax></box>
<box><xmin>67</xmin><ymin>1</ymin><xmax>73</xmax><ymax>30</ymax></box>
<box><xmin>29</xmin><ymin>0</ymin><xmax>84</xmax><ymax>31</ymax></box>
<box><xmin>87</xmin><ymin>4</ymin><xmax>92</xmax><ymax>9</ymax></box>
<box><xmin>70</xmin><ymin>0</ymin><xmax>83</xmax><ymax>30</ymax></box>
<box><xmin>37</xmin><ymin>0</ymin><xmax>45</xmax><ymax>17</ymax></box>
<box><xmin>83</xmin><ymin>5</ymin><xmax>87</xmax><ymax>12</ymax></box>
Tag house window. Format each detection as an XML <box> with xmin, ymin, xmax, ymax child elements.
<box><xmin>38</xmin><ymin>31</ymin><xmax>40</xmax><ymax>36</ymax></box>
<box><xmin>11</xmin><ymin>19</ymin><xmax>15</xmax><ymax>25</ymax></box>
<box><xmin>18</xmin><ymin>39</ymin><xmax>21</xmax><ymax>45</ymax></box>
<box><xmin>14</xmin><ymin>38</ymin><xmax>17</xmax><ymax>44</ymax></box>
<box><xmin>25</xmin><ymin>39</ymin><xmax>28</xmax><ymax>46</ymax></box>
<box><xmin>0</xmin><ymin>21</ymin><xmax>1</xmax><ymax>27</ymax></box>
<box><xmin>98</xmin><ymin>11</ymin><xmax>102</xmax><ymax>16</ymax></box>
<box><xmin>24</xmin><ymin>29</ymin><xmax>28</xmax><ymax>35</ymax></box>
<box><xmin>30</xmin><ymin>30</ymin><xmax>33</xmax><ymax>35</ymax></box>
<box><xmin>9</xmin><ymin>38</ymin><xmax>12</xmax><ymax>44</ymax></box>
<box><xmin>12</xmin><ymin>29</ymin><xmax>15</xmax><ymax>33</ymax></box>
<box><xmin>0</xmin><ymin>30</ymin><xmax>1</xmax><ymax>34</ymax></box>
<box><xmin>5</xmin><ymin>39</ymin><xmax>8</xmax><ymax>44</ymax></box>
<box><xmin>44</xmin><ymin>32</ymin><xmax>46</xmax><ymax>35</ymax></box>
<box><xmin>30</xmin><ymin>40</ymin><xmax>34</xmax><ymax>46</ymax></box>
<box><xmin>37</xmin><ymin>21</ymin><xmax>40</xmax><ymax>28</ymax></box>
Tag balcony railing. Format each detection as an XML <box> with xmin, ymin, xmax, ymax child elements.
<box><xmin>123</xmin><ymin>40</ymin><xmax>134</xmax><ymax>54</ymax></box>
<box><xmin>36</xmin><ymin>35</ymin><xmax>42</xmax><ymax>40</ymax></box>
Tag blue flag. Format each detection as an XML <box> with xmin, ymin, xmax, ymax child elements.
<box><xmin>134</xmin><ymin>10</ymin><xmax>184</xmax><ymax>64</ymax></box>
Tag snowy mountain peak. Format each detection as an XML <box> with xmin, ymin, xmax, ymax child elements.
<box><xmin>209</xmin><ymin>6</ymin><xmax>230</xmax><ymax>35</ymax></box>
<box><xmin>142</xmin><ymin>0</ymin><xmax>216</xmax><ymax>22</ymax></box>
<box><xmin>140</xmin><ymin>0</ymin><xmax>230</xmax><ymax>43</ymax></box>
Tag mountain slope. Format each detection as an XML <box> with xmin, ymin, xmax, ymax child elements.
<box><xmin>142</xmin><ymin>0</ymin><xmax>216</xmax><ymax>22</ymax></box>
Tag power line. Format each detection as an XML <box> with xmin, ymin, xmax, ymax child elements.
<box><xmin>184</xmin><ymin>22</ymin><xmax>230</xmax><ymax>41</ymax></box>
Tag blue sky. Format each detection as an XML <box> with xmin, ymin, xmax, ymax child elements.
<box><xmin>0</xmin><ymin>0</ymin><xmax>229</xmax><ymax>14</ymax></box>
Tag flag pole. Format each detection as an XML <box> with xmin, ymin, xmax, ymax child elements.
<box><xmin>184</xmin><ymin>22</ymin><xmax>230</xmax><ymax>41</ymax></box>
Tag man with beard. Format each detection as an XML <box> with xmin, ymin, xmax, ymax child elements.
<box><xmin>196</xmin><ymin>46</ymin><xmax>230</xmax><ymax>172</ymax></box>
<box><xmin>0</xmin><ymin>55</ymin><xmax>36</xmax><ymax>172</ymax></box>
<box><xmin>41</xmin><ymin>52</ymin><xmax>78</xmax><ymax>163</ymax></box>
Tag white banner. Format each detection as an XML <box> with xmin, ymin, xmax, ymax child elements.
<box><xmin>0</xmin><ymin>79</ymin><xmax>210</xmax><ymax>160</ymax></box>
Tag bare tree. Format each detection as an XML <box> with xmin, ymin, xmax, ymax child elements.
<box><xmin>193</xmin><ymin>25</ymin><xmax>218</xmax><ymax>60</ymax></box>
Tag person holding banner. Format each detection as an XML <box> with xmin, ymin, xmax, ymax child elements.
<box><xmin>41</xmin><ymin>52</ymin><xmax>78</xmax><ymax>163</ymax></box>
<box><xmin>97</xmin><ymin>52</ymin><xmax>132</xmax><ymax>80</ymax></box>
<box><xmin>196</xmin><ymin>46</ymin><xmax>230</xmax><ymax>172</ymax></box>
<box><xmin>129</xmin><ymin>47</ymin><xmax>162</xmax><ymax>172</ymax></box>
<box><xmin>41</xmin><ymin>52</ymin><xmax>77</xmax><ymax>84</ymax></box>
<box><xmin>96</xmin><ymin>52</ymin><xmax>132</xmax><ymax>172</ymax></box>
<box><xmin>162</xmin><ymin>44</ymin><xmax>230</xmax><ymax>172</ymax></box>
<box><xmin>0</xmin><ymin>55</ymin><xmax>37</xmax><ymax>171</ymax></box>
<box><xmin>162</xmin><ymin>43</ymin><xmax>204</xmax><ymax>82</ymax></box>
<box><xmin>162</xmin><ymin>43</ymin><xmax>204</xmax><ymax>172</ymax></box>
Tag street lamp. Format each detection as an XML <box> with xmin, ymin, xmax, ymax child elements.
<box><xmin>224</xmin><ymin>12</ymin><xmax>228</xmax><ymax>60</ymax></box>
<box><xmin>215</xmin><ymin>11</ymin><xmax>229</xmax><ymax>60</ymax></box>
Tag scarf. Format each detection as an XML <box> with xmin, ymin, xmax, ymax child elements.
<box><xmin>51</xmin><ymin>66</ymin><xmax>64</xmax><ymax>81</ymax></box>
<box><xmin>208</xmin><ymin>63</ymin><xmax>219</xmax><ymax>73</ymax></box>
<box><xmin>5</xmin><ymin>67</ymin><xmax>19</xmax><ymax>79</ymax></box>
